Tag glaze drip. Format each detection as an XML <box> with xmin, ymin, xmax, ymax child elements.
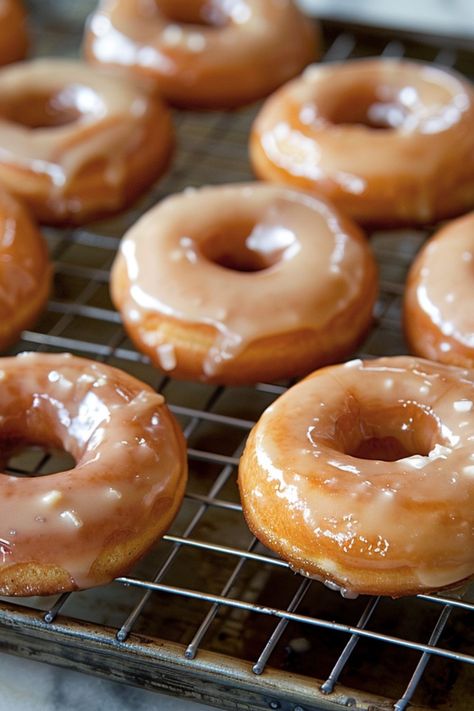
<box><xmin>0</xmin><ymin>59</ymin><xmax>152</xmax><ymax>187</ymax></box>
<box><xmin>114</xmin><ymin>183</ymin><xmax>376</xmax><ymax>376</ymax></box>
<box><xmin>0</xmin><ymin>353</ymin><xmax>186</xmax><ymax>591</ymax></box>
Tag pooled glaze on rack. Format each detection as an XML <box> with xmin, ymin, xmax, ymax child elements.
<box><xmin>0</xmin><ymin>189</ymin><xmax>51</xmax><ymax>349</ymax></box>
<box><xmin>0</xmin><ymin>0</ymin><xmax>28</xmax><ymax>66</ymax></box>
<box><xmin>84</xmin><ymin>0</ymin><xmax>317</xmax><ymax>108</ymax></box>
<box><xmin>0</xmin><ymin>59</ymin><xmax>173</xmax><ymax>224</ymax></box>
<box><xmin>405</xmin><ymin>212</ymin><xmax>474</xmax><ymax>368</ymax></box>
<box><xmin>239</xmin><ymin>356</ymin><xmax>474</xmax><ymax>596</ymax></box>
<box><xmin>0</xmin><ymin>353</ymin><xmax>187</xmax><ymax>595</ymax></box>
<box><xmin>111</xmin><ymin>183</ymin><xmax>377</xmax><ymax>383</ymax></box>
<box><xmin>250</xmin><ymin>58</ymin><xmax>474</xmax><ymax>225</ymax></box>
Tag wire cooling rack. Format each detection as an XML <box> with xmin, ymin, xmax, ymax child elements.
<box><xmin>0</xmin><ymin>4</ymin><xmax>473</xmax><ymax>711</ymax></box>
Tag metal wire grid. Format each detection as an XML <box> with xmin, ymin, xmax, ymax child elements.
<box><xmin>0</xmin><ymin>8</ymin><xmax>473</xmax><ymax>711</ymax></box>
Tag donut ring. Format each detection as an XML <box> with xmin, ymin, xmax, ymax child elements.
<box><xmin>239</xmin><ymin>356</ymin><xmax>474</xmax><ymax>597</ymax></box>
<box><xmin>0</xmin><ymin>59</ymin><xmax>173</xmax><ymax>225</ymax></box>
<box><xmin>0</xmin><ymin>353</ymin><xmax>187</xmax><ymax>596</ymax></box>
<box><xmin>0</xmin><ymin>190</ymin><xmax>50</xmax><ymax>349</ymax></box>
<box><xmin>111</xmin><ymin>183</ymin><xmax>377</xmax><ymax>384</ymax></box>
<box><xmin>250</xmin><ymin>58</ymin><xmax>474</xmax><ymax>226</ymax></box>
<box><xmin>0</xmin><ymin>0</ymin><xmax>28</xmax><ymax>67</ymax></box>
<box><xmin>84</xmin><ymin>0</ymin><xmax>318</xmax><ymax>109</ymax></box>
<box><xmin>404</xmin><ymin>212</ymin><xmax>474</xmax><ymax>367</ymax></box>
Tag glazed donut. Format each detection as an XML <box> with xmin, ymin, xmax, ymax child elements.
<box><xmin>0</xmin><ymin>59</ymin><xmax>173</xmax><ymax>225</ymax></box>
<box><xmin>404</xmin><ymin>212</ymin><xmax>474</xmax><ymax>367</ymax></box>
<box><xmin>0</xmin><ymin>0</ymin><xmax>28</xmax><ymax>67</ymax></box>
<box><xmin>84</xmin><ymin>0</ymin><xmax>318</xmax><ymax>109</ymax></box>
<box><xmin>111</xmin><ymin>184</ymin><xmax>377</xmax><ymax>384</ymax></box>
<box><xmin>239</xmin><ymin>356</ymin><xmax>474</xmax><ymax>597</ymax></box>
<box><xmin>0</xmin><ymin>189</ymin><xmax>50</xmax><ymax>349</ymax></box>
<box><xmin>0</xmin><ymin>353</ymin><xmax>187</xmax><ymax>596</ymax></box>
<box><xmin>250</xmin><ymin>58</ymin><xmax>474</xmax><ymax>226</ymax></box>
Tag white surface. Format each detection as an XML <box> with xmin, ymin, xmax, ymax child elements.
<box><xmin>0</xmin><ymin>652</ymin><xmax>216</xmax><ymax>711</ymax></box>
<box><xmin>297</xmin><ymin>0</ymin><xmax>474</xmax><ymax>37</ymax></box>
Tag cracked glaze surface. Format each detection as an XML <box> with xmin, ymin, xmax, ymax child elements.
<box><xmin>0</xmin><ymin>353</ymin><xmax>186</xmax><ymax>591</ymax></box>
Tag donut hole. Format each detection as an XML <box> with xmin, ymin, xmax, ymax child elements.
<box><xmin>0</xmin><ymin>86</ymin><xmax>102</xmax><ymax>129</ymax></box>
<box><xmin>336</xmin><ymin>401</ymin><xmax>440</xmax><ymax>462</ymax></box>
<box><xmin>352</xmin><ymin>436</ymin><xmax>415</xmax><ymax>460</ymax></box>
<box><xmin>326</xmin><ymin>86</ymin><xmax>411</xmax><ymax>130</ymax></box>
<box><xmin>156</xmin><ymin>0</ymin><xmax>228</xmax><ymax>27</ymax></box>
<box><xmin>4</xmin><ymin>442</ymin><xmax>76</xmax><ymax>476</ymax></box>
<box><xmin>200</xmin><ymin>221</ymin><xmax>299</xmax><ymax>272</ymax></box>
<box><xmin>311</xmin><ymin>66</ymin><xmax>461</xmax><ymax>133</ymax></box>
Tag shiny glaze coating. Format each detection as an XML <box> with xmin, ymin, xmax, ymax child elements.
<box><xmin>0</xmin><ymin>0</ymin><xmax>28</xmax><ymax>66</ymax></box>
<box><xmin>111</xmin><ymin>183</ymin><xmax>378</xmax><ymax>384</ymax></box>
<box><xmin>0</xmin><ymin>59</ymin><xmax>173</xmax><ymax>225</ymax></box>
<box><xmin>84</xmin><ymin>0</ymin><xmax>318</xmax><ymax>109</ymax></box>
<box><xmin>0</xmin><ymin>353</ymin><xmax>187</xmax><ymax>595</ymax></box>
<box><xmin>250</xmin><ymin>58</ymin><xmax>474</xmax><ymax>226</ymax></box>
<box><xmin>0</xmin><ymin>190</ymin><xmax>51</xmax><ymax>349</ymax></box>
<box><xmin>239</xmin><ymin>356</ymin><xmax>474</xmax><ymax>596</ymax></box>
<box><xmin>405</xmin><ymin>212</ymin><xmax>474</xmax><ymax>367</ymax></box>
